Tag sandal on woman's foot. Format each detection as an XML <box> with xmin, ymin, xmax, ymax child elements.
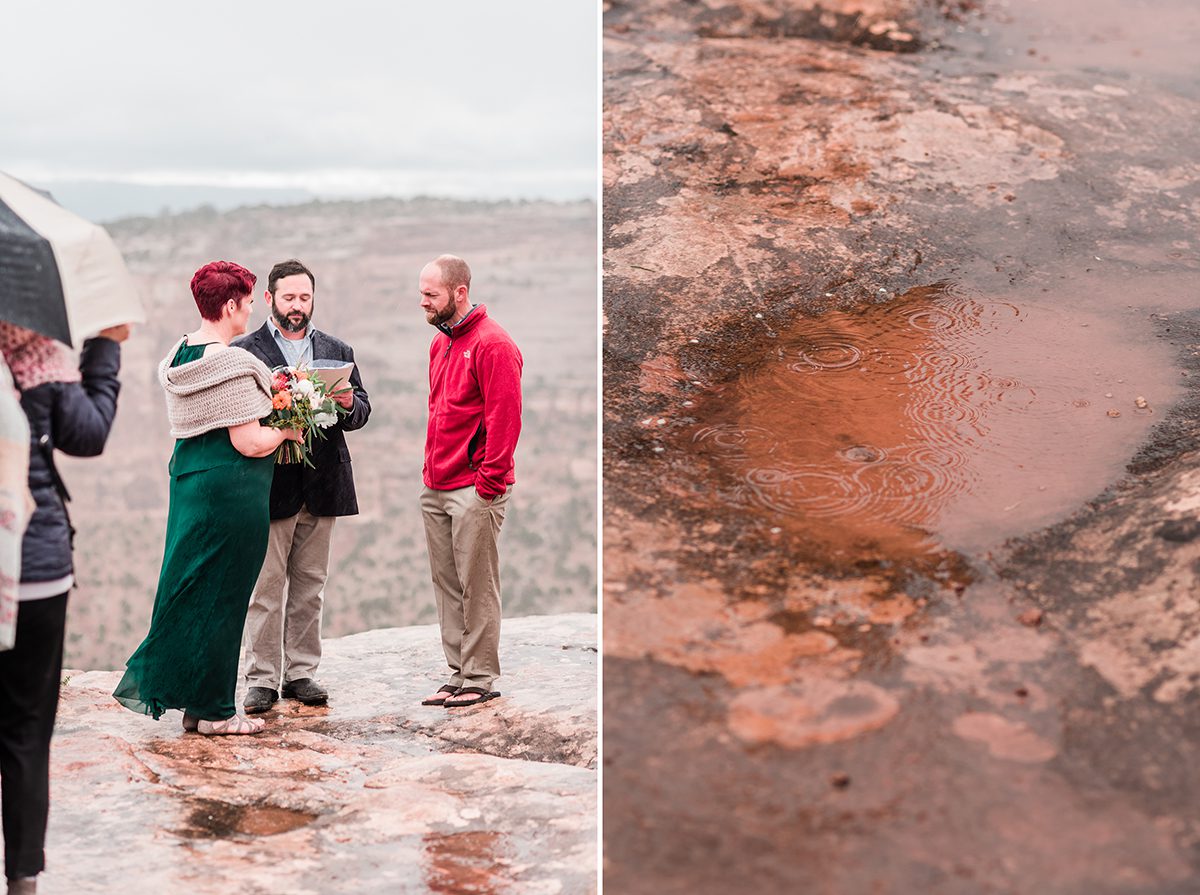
<box><xmin>444</xmin><ymin>687</ymin><xmax>501</xmax><ymax>708</ymax></box>
<box><xmin>197</xmin><ymin>715</ymin><xmax>265</xmax><ymax>736</ymax></box>
<box><xmin>182</xmin><ymin>712</ymin><xmax>200</xmax><ymax>733</ymax></box>
<box><xmin>421</xmin><ymin>684</ymin><xmax>460</xmax><ymax>706</ymax></box>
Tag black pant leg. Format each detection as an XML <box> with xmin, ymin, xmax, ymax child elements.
<box><xmin>0</xmin><ymin>592</ymin><xmax>68</xmax><ymax>881</ymax></box>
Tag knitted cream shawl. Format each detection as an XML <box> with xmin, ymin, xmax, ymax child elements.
<box><xmin>158</xmin><ymin>339</ymin><xmax>274</xmax><ymax>439</ymax></box>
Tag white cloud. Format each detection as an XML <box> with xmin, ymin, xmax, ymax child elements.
<box><xmin>1</xmin><ymin>0</ymin><xmax>597</xmax><ymax>200</ymax></box>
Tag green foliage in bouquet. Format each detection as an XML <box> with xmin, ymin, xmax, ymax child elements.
<box><xmin>265</xmin><ymin>366</ymin><xmax>352</xmax><ymax>467</ymax></box>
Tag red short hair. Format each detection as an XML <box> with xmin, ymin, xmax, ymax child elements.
<box><xmin>190</xmin><ymin>261</ymin><xmax>257</xmax><ymax>321</ymax></box>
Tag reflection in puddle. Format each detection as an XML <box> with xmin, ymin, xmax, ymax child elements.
<box><xmin>178</xmin><ymin>798</ymin><xmax>317</xmax><ymax>839</ymax></box>
<box><xmin>692</xmin><ymin>283</ymin><xmax>1179</xmax><ymax>557</ymax></box>
<box><xmin>424</xmin><ymin>830</ymin><xmax>507</xmax><ymax>895</ymax></box>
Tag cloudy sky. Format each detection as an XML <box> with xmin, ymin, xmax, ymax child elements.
<box><xmin>1</xmin><ymin>1</ymin><xmax>596</xmax><ymax>216</ymax></box>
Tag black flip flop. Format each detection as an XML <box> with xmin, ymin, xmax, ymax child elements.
<box><xmin>421</xmin><ymin>684</ymin><xmax>460</xmax><ymax>706</ymax></box>
<box><xmin>444</xmin><ymin>686</ymin><xmax>501</xmax><ymax>708</ymax></box>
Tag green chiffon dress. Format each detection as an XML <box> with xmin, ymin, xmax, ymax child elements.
<box><xmin>113</xmin><ymin>341</ymin><xmax>274</xmax><ymax>721</ymax></box>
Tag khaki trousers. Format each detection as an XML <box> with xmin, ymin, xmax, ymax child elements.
<box><xmin>243</xmin><ymin>507</ymin><xmax>335</xmax><ymax>689</ymax></box>
<box><xmin>420</xmin><ymin>484</ymin><xmax>511</xmax><ymax>690</ymax></box>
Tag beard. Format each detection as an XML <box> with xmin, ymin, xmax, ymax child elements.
<box><xmin>425</xmin><ymin>302</ymin><xmax>458</xmax><ymax>326</ymax></box>
<box><xmin>272</xmin><ymin>302</ymin><xmax>311</xmax><ymax>333</ymax></box>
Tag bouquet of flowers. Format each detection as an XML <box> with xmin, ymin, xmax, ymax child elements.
<box><xmin>264</xmin><ymin>366</ymin><xmax>352</xmax><ymax>466</ymax></box>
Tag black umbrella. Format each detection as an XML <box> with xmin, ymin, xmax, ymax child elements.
<box><xmin>0</xmin><ymin>171</ymin><xmax>143</xmax><ymax>346</ymax></box>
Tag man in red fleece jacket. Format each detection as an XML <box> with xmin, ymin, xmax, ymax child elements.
<box><xmin>418</xmin><ymin>255</ymin><xmax>523</xmax><ymax>708</ymax></box>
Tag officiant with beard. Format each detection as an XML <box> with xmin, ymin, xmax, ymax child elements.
<box><xmin>232</xmin><ymin>259</ymin><xmax>371</xmax><ymax>713</ymax></box>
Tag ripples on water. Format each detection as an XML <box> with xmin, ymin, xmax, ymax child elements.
<box><xmin>690</xmin><ymin>283</ymin><xmax>1173</xmax><ymax>554</ymax></box>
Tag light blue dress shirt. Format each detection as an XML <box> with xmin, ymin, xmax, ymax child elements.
<box><xmin>267</xmin><ymin>316</ymin><xmax>315</xmax><ymax>368</ymax></box>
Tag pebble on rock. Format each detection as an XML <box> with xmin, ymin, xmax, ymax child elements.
<box><xmin>1017</xmin><ymin>608</ymin><xmax>1044</xmax><ymax>627</ymax></box>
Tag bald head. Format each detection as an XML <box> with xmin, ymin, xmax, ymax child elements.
<box><xmin>427</xmin><ymin>255</ymin><xmax>471</xmax><ymax>295</ymax></box>
<box><xmin>419</xmin><ymin>254</ymin><xmax>473</xmax><ymax>327</ymax></box>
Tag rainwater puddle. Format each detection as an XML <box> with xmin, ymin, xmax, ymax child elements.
<box><xmin>691</xmin><ymin>284</ymin><xmax>1180</xmax><ymax>558</ymax></box>
<box><xmin>179</xmin><ymin>798</ymin><xmax>317</xmax><ymax>839</ymax></box>
<box><xmin>424</xmin><ymin>830</ymin><xmax>508</xmax><ymax>894</ymax></box>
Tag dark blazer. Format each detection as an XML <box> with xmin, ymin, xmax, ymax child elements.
<box><xmin>19</xmin><ymin>337</ymin><xmax>121</xmax><ymax>582</ymax></box>
<box><xmin>232</xmin><ymin>322</ymin><xmax>370</xmax><ymax>519</ymax></box>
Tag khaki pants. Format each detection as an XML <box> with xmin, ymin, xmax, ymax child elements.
<box><xmin>243</xmin><ymin>507</ymin><xmax>335</xmax><ymax>689</ymax></box>
<box><xmin>420</xmin><ymin>484</ymin><xmax>511</xmax><ymax>690</ymax></box>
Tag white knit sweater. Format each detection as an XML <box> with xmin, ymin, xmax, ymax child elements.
<box><xmin>158</xmin><ymin>338</ymin><xmax>274</xmax><ymax>439</ymax></box>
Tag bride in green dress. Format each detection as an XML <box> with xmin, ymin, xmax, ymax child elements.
<box><xmin>114</xmin><ymin>261</ymin><xmax>301</xmax><ymax>736</ymax></box>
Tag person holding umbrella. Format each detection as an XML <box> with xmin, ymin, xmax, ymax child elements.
<box><xmin>0</xmin><ymin>170</ymin><xmax>144</xmax><ymax>894</ymax></box>
<box><xmin>0</xmin><ymin>320</ymin><xmax>129</xmax><ymax>895</ymax></box>
<box><xmin>113</xmin><ymin>261</ymin><xmax>302</xmax><ymax>737</ymax></box>
<box><xmin>0</xmin><ymin>354</ymin><xmax>31</xmax><ymax>653</ymax></box>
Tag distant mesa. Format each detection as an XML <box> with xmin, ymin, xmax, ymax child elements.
<box><xmin>31</xmin><ymin>180</ymin><xmax>316</xmax><ymax>224</ymax></box>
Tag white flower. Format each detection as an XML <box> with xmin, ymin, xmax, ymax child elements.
<box><xmin>294</xmin><ymin>378</ymin><xmax>315</xmax><ymax>396</ymax></box>
<box><xmin>313</xmin><ymin>411</ymin><xmax>338</xmax><ymax>428</ymax></box>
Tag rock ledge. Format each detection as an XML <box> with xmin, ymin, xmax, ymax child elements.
<box><xmin>48</xmin><ymin>613</ymin><xmax>597</xmax><ymax>895</ymax></box>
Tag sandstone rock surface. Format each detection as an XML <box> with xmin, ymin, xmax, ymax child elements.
<box><xmin>45</xmin><ymin>614</ymin><xmax>597</xmax><ymax>895</ymax></box>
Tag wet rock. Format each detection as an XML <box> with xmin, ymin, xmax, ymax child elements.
<box><xmin>47</xmin><ymin>615</ymin><xmax>596</xmax><ymax>894</ymax></box>
<box><xmin>1156</xmin><ymin>518</ymin><xmax>1200</xmax><ymax>543</ymax></box>
<box><xmin>728</xmin><ymin>679</ymin><xmax>901</xmax><ymax>748</ymax></box>
<box><xmin>951</xmin><ymin>712</ymin><xmax>1057</xmax><ymax>763</ymax></box>
<box><xmin>604</xmin><ymin>0</ymin><xmax>1200</xmax><ymax>887</ymax></box>
<box><xmin>606</xmin><ymin>0</ymin><xmax>927</xmax><ymax>52</ymax></box>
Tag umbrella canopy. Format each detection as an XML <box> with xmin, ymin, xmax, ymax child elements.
<box><xmin>0</xmin><ymin>171</ymin><xmax>144</xmax><ymax>347</ymax></box>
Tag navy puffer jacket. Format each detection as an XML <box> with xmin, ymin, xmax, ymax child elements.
<box><xmin>18</xmin><ymin>337</ymin><xmax>121</xmax><ymax>583</ymax></box>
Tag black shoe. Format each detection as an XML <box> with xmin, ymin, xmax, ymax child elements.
<box><xmin>244</xmin><ymin>687</ymin><xmax>279</xmax><ymax>714</ymax></box>
<box><xmin>282</xmin><ymin>678</ymin><xmax>328</xmax><ymax>705</ymax></box>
